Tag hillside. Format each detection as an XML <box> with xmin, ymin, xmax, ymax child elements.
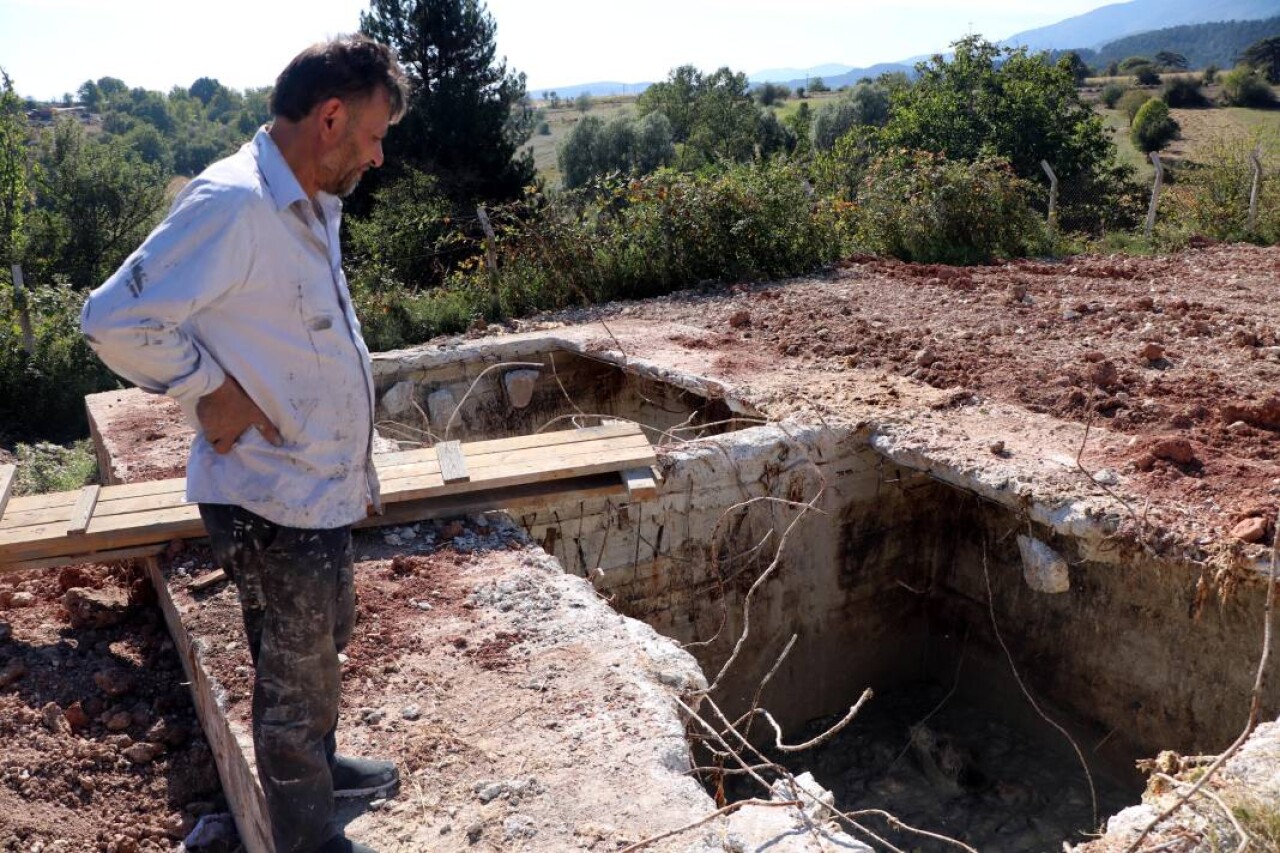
<box><xmin>1092</xmin><ymin>16</ymin><xmax>1280</xmax><ymax>69</ymax></box>
<box><xmin>1004</xmin><ymin>0</ymin><xmax>1280</xmax><ymax>50</ymax></box>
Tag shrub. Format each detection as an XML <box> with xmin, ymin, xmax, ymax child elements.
<box><xmin>1221</xmin><ymin>67</ymin><xmax>1277</xmax><ymax>108</ymax></box>
<box><xmin>0</xmin><ymin>277</ymin><xmax>121</xmax><ymax>443</ymax></box>
<box><xmin>1162</xmin><ymin>134</ymin><xmax>1280</xmax><ymax>243</ymax></box>
<box><xmin>1118</xmin><ymin>89</ymin><xmax>1153</xmax><ymax>123</ymax></box>
<box><xmin>345</xmin><ymin>167</ymin><xmax>467</xmax><ymax>289</ymax></box>
<box><xmin>1133</xmin><ymin>65</ymin><xmax>1161</xmax><ymax>86</ymax></box>
<box><xmin>13</xmin><ymin>440</ymin><xmax>97</xmax><ymax>496</ymax></box>
<box><xmin>1131</xmin><ymin>99</ymin><xmax>1179</xmax><ymax>153</ymax></box>
<box><xmin>1162</xmin><ymin>77</ymin><xmax>1209</xmax><ymax>108</ymax></box>
<box><xmin>848</xmin><ymin>151</ymin><xmax>1049</xmax><ymax>265</ymax></box>
<box><xmin>1203</xmin><ymin>65</ymin><xmax>1219</xmax><ymax>85</ymax></box>
<box><xmin>1101</xmin><ymin>83</ymin><xmax>1126</xmax><ymax>108</ymax></box>
<box><xmin>536</xmin><ymin>121</ymin><xmax>551</xmax><ymax>135</ymax></box>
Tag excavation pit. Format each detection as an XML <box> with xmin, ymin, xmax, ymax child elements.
<box><xmin>78</xmin><ymin>319</ymin><xmax>1278</xmax><ymax>852</ymax></box>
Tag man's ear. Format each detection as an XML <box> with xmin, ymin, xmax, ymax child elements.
<box><xmin>316</xmin><ymin>97</ymin><xmax>346</xmax><ymax>138</ymax></box>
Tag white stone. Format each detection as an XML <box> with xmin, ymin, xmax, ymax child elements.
<box><xmin>503</xmin><ymin>369</ymin><xmax>541</xmax><ymax>409</ymax></box>
<box><xmin>379</xmin><ymin>380</ymin><xmax>416</xmax><ymax>419</ymax></box>
<box><xmin>1017</xmin><ymin>534</ymin><xmax>1071</xmax><ymax>594</ymax></box>
<box><xmin>426</xmin><ymin>388</ymin><xmax>457</xmax><ymax>430</ymax></box>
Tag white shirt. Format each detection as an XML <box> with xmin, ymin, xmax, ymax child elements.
<box><xmin>81</xmin><ymin>128</ymin><xmax>380</xmax><ymax>529</ymax></box>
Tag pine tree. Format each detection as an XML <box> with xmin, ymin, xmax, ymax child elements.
<box><xmin>360</xmin><ymin>0</ymin><xmax>535</xmax><ymax>204</ymax></box>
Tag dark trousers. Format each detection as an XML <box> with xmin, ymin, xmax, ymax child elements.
<box><xmin>199</xmin><ymin>504</ymin><xmax>355</xmax><ymax>853</ymax></box>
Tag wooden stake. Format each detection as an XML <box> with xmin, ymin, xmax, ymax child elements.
<box><xmin>0</xmin><ymin>465</ymin><xmax>15</xmax><ymax>522</ymax></box>
<box><xmin>435</xmin><ymin>440</ymin><xmax>470</xmax><ymax>484</ymax></box>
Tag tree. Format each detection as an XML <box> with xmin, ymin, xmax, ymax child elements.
<box><xmin>574</xmin><ymin>92</ymin><xmax>592</xmax><ymax>113</ymax></box>
<box><xmin>189</xmin><ymin>77</ymin><xmax>224</xmax><ymax>107</ymax></box>
<box><xmin>0</xmin><ymin>70</ymin><xmax>28</xmax><ymax>265</ymax></box>
<box><xmin>1221</xmin><ymin>65</ymin><xmax>1277</xmax><ymax>108</ymax></box>
<box><xmin>1242</xmin><ymin>36</ymin><xmax>1280</xmax><ymax>84</ymax></box>
<box><xmin>1130</xmin><ymin>99</ymin><xmax>1178</xmax><ymax>153</ymax></box>
<box><xmin>881</xmin><ymin>36</ymin><xmax>1113</xmax><ymax>183</ymax></box>
<box><xmin>1059</xmin><ymin>51</ymin><xmax>1090</xmax><ymax>85</ymax></box>
<box><xmin>755</xmin><ymin>82</ymin><xmax>791</xmax><ymax>106</ymax></box>
<box><xmin>77</xmin><ymin>80</ymin><xmax>101</xmax><ymax>111</ymax></box>
<box><xmin>24</xmin><ymin>119</ymin><xmax>167</xmax><ymax>288</ymax></box>
<box><xmin>809</xmin><ymin>77</ymin><xmax>829</xmax><ymax>93</ymax></box>
<box><xmin>1133</xmin><ymin>65</ymin><xmax>1161</xmax><ymax>86</ymax></box>
<box><xmin>636</xmin><ymin>65</ymin><xmax>759</xmax><ymax>167</ymax></box>
<box><xmin>1155</xmin><ymin>51</ymin><xmax>1189</xmax><ymax>71</ymax></box>
<box><xmin>361</xmin><ymin>0</ymin><xmax>536</xmax><ymax>205</ymax></box>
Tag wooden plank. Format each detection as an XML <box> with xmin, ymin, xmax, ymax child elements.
<box><xmin>1</xmin><ymin>544</ymin><xmax>166</xmax><ymax>573</ymax></box>
<box><xmin>0</xmin><ymin>428</ymin><xmax>656</xmax><ymax>568</ymax></box>
<box><xmin>375</xmin><ymin>423</ymin><xmax>639</xmax><ymax>467</ymax></box>
<box><xmin>621</xmin><ymin>468</ymin><xmax>658</xmax><ymax>502</ymax></box>
<box><xmin>67</xmin><ymin>485</ymin><xmax>101</xmax><ymax>535</ymax></box>
<box><xmin>435</xmin><ymin>440</ymin><xmax>469</xmax><ymax>484</ymax></box>
<box><xmin>0</xmin><ymin>464</ymin><xmax>15</xmax><ymax>522</ymax></box>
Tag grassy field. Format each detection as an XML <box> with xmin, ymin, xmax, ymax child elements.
<box><xmin>522</xmin><ymin>95</ymin><xmax>637</xmax><ymax>188</ymax></box>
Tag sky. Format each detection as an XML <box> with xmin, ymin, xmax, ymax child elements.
<box><xmin>0</xmin><ymin>0</ymin><xmax>1115</xmax><ymax>100</ymax></box>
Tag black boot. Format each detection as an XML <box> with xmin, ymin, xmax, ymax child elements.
<box><xmin>331</xmin><ymin>754</ymin><xmax>399</xmax><ymax>799</ymax></box>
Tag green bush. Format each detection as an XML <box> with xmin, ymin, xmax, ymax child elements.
<box><xmin>0</xmin><ymin>277</ymin><xmax>121</xmax><ymax>443</ymax></box>
<box><xmin>849</xmin><ymin>151</ymin><xmax>1050</xmax><ymax>265</ymax></box>
<box><xmin>1162</xmin><ymin>77</ymin><xmax>1209</xmax><ymax>108</ymax></box>
<box><xmin>1161</xmin><ymin>134</ymin><xmax>1280</xmax><ymax>243</ymax></box>
<box><xmin>1221</xmin><ymin>67</ymin><xmax>1278</xmax><ymax>108</ymax></box>
<box><xmin>1100</xmin><ymin>83</ymin><xmax>1126</xmax><ymax>108</ymax></box>
<box><xmin>1117</xmin><ymin>89</ymin><xmax>1152</xmax><ymax>123</ymax></box>
<box><xmin>1133</xmin><ymin>65</ymin><xmax>1161</xmax><ymax>86</ymax></box>
<box><xmin>13</xmin><ymin>439</ymin><xmax>97</xmax><ymax>496</ymax></box>
<box><xmin>1131</xmin><ymin>99</ymin><xmax>1179</xmax><ymax>153</ymax></box>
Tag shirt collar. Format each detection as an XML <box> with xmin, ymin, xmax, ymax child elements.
<box><xmin>252</xmin><ymin>127</ymin><xmax>309</xmax><ymax>212</ymax></box>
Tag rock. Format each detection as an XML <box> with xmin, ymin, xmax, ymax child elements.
<box><xmin>1016</xmin><ymin>535</ymin><xmax>1071</xmax><ymax>594</ymax></box>
<box><xmin>1151</xmin><ymin>437</ymin><xmax>1196</xmax><ymax>466</ymax></box>
<box><xmin>426</xmin><ymin>388</ymin><xmax>458</xmax><ymax>431</ymax></box>
<box><xmin>440</xmin><ymin>520</ymin><xmax>465</xmax><ymax>539</ymax></box>
<box><xmin>64</xmin><ymin>587</ymin><xmax>130</xmax><ymax>629</ymax></box>
<box><xmin>914</xmin><ymin>347</ymin><xmax>939</xmax><ymax>368</ymax></box>
<box><xmin>8</xmin><ymin>591</ymin><xmax>35</xmax><ymax>608</ymax></box>
<box><xmin>1139</xmin><ymin>341</ymin><xmax>1165</xmax><ymax>362</ymax></box>
<box><xmin>1221</xmin><ymin>396</ymin><xmax>1280</xmax><ymax>432</ymax></box>
<box><xmin>1231</xmin><ymin>517</ymin><xmax>1269</xmax><ymax>544</ymax></box>
<box><xmin>93</xmin><ymin>669</ymin><xmax>134</xmax><ymax>697</ymax></box>
<box><xmin>0</xmin><ymin>660</ymin><xmax>26</xmax><ymax>687</ymax></box>
<box><xmin>400</xmin><ymin>704</ymin><xmax>421</xmax><ymax>721</ymax></box>
<box><xmin>989</xmin><ymin>440</ymin><xmax>1006</xmax><ymax>456</ymax></box>
<box><xmin>1062</xmin><ymin>309</ymin><xmax>1082</xmax><ymax>321</ymax></box>
<box><xmin>41</xmin><ymin>702</ymin><xmax>70</xmax><ymax>735</ymax></box>
<box><xmin>1081</xmin><ymin>350</ymin><xmax>1105</xmax><ymax>363</ymax></box>
<box><xmin>477</xmin><ymin>781</ymin><xmax>506</xmax><ymax>803</ymax></box>
<box><xmin>123</xmin><ymin>742</ymin><xmax>161</xmax><ymax>765</ymax></box>
<box><xmin>728</xmin><ymin>310</ymin><xmax>751</xmax><ymax>329</ymax></box>
<box><xmin>64</xmin><ymin>702</ymin><xmax>90</xmax><ymax>732</ymax></box>
<box><xmin>502</xmin><ymin>815</ymin><xmax>536</xmax><ymax>841</ymax></box>
<box><xmin>77</xmin><ymin>774</ymin><xmax>95</xmax><ymax>792</ymax></box>
<box><xmin>1094</xmin><ymin>469</ymin><xmax>1120</xmax><ymax>486</ymax></box>
<box><xmin>1089</xmin><ymin>359</ymin><xmax>1119</xmax><ymax>388</ymax></box>
<box><xmin>770</xmin><ymin>771</ymin><xmax>837</xmax><ymax>822</ymax></box>
<box><xmin>106</xmin><ymin>711</ymin><xmax>133</xmax><ymax>732</ymax></box>
<box><xmin>379</xmin><ymin>380</ymin><xmax>417</xmax><ymax>420</ymax></box>
<box><xmin>502</xmin><ymin>369</ymin><xmax>541</xmax><ymax>410</ymax></box>
<box><xmin>57</xmin><ymin>566</ymin><xmax>92</xmax><ymax>593</ymax></box>
<box><xmin>147</xmin><ymin>719</ymin><xmax>189</xmax><ymax>747</ymax></box>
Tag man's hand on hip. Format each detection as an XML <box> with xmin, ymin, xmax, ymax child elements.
<box><xmin>196</xmin><ymin>376</ymin><xmax>283</xmax><ymax>454</ymax></box>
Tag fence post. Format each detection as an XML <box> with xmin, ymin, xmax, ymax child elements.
<box><xmin>9</xmin><ymin>264</ymin><xmax>34</xmax><ymax>354</ymax></box>
<box><xmin>1248</xmin><ymin>145</ymin><xmax>1264</xmax><ymax>234</ymax></box>
<box><xmin>1040</xmin><ymin>160</ymin><xmax>1059</xmax><ymax>235</ymax></box>
<box><xmin>1144</xmin><ymin>153</ymin><xmax>1164</xmax><ymax>240</ymax></box>
<box><xmin>474</xmin><ymin>206</ymin><xmax>501</xmax><ymax>319</ymax></box>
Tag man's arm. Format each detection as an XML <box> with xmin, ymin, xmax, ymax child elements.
<box><xmin>82</xmin><ymin>181</ymin><xmax>279</xmax><ymax>452</ymax></box>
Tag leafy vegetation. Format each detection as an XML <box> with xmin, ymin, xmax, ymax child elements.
<box><xmin>1221</xmin><ymin>66</ymin><xmax>1278</xmax><ymax>108</ymax></box>
<box><xmin>12</xmin><ymin>439</ymin><xmax>97</xmax><ymax>496</ymax></box>
<box><xmin>1131</xmin><ymin>99</ymin><xmax>1179</xmax><ymax>152</ymax></box>
<box><xmin>1092</xmin><ymin>17</ymin><xmax>1280</xmax><ymax>72</ymax></box>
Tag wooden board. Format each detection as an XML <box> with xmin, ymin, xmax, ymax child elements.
<box><xmin>67</xmin><ymin>485</ymin><xmax>101</xmax><ymax>535</ymax></box>
<box><xmin>0</xmin><ymin>464</ymin><xmax>14</xmax><ymax>521</ymax></box>
<box><xmin>0</xmin><ymin>425</ymin><xmax>656</xmax><ymax>570</ymax></box>
<box><xmin>435</xmin><ymin>440</ymin><xmax>469</xmax><ymax>484</ymax></box>
<box><xmin>621</xmin><ymin>468</ymin><xmax>659</xmax><ymax>501</ymax></box>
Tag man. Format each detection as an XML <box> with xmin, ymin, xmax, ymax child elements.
<box><xmin>81</xmin><ymin>35</ymin><xmax>410</xmax><ymax>853</ymax></box>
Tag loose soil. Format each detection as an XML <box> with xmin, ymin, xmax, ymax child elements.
<box><xmin>0</xmin><ymin>562</ymin><xmax>223</xmax><ymax>851</ymax></box>
<box><xmin>519</xmin><ymin>244</ymin><xmax>1280</xmax><ymax>552</ymax></box>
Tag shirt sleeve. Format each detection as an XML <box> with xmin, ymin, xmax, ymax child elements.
<box><xmin>80</xmin><ymin>181</ymin><xmax>256</xmax><ymax>408</ymax></box>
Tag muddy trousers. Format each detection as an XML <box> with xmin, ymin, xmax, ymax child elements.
<box><xmin>199</xmin><ymin>504</ymin><xmax>355</xmax><ymax>853</ymax></box>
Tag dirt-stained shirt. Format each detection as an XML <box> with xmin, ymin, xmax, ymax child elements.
<box><xmin>81</xmin><ymin>128</ymin><xmax>380</xmax><ymax>529</ymax></box>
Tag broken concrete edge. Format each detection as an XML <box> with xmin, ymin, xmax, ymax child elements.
<box><xmin>370</xmin><ymin>329</ymin><xmax>764</xmax><ymax>421</ymax></box>
<box><xmin>1073</xmin><ymin>721</ymin><xmax>1280</xmax><ymax>852</ymax></box>
<box><xmin>152</xmin><ymin>514</ymin><xmax>846</xmax><ymax>852</ymax></box>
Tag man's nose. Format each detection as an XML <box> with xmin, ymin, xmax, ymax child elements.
<box><xmin>370</xmin><ymin>143</ymin><xmax>384</xmax><ymax>169</ymax></box>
